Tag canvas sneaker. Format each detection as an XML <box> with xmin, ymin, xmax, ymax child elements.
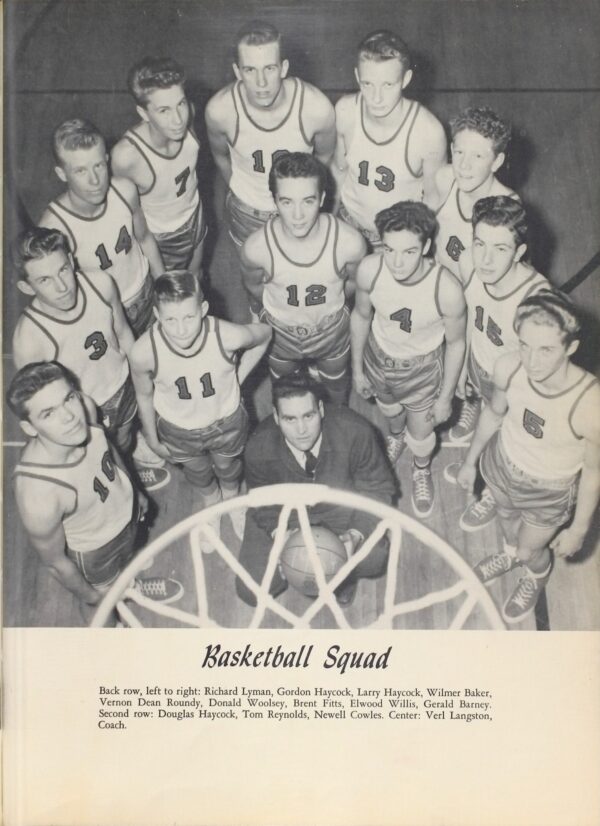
<box><xmin>459</xmin><ymin>487</ymin><xmax>497</xmax><ymax>532</ymax></box>
<box><xmin>137</xmin><ymin>466</ymin><xmax>171</xmax><ymax>492</ymax></box>
<box><xmin>502</xmin><ymin>565</ymin><xmax>551</xmax><ymax>624</ymax></box>
<box><xmin>411</xmin><ymin>463</ymin><xmax>434</xmax><ymax>518</ymax></box>
<box><xmin>133</xmin><ymin>577</ymin><xmax>184</xmax><ymax>605</ymax></box>
<box><xmin>449</xmin><ymin>397</ymin><xmax>480</xmax><ymax>443</ymax></box>
<box><xmin>386</xmin><ymin>430</ymin><xmax>406</xmax><ymax>464</ymax></box>
<box><xmin>473</xmin><ymin>551</ymin><xmax>520</xmax><ymax>584</ymax></box>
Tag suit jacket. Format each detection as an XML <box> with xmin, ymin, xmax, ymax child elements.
<box><xmin>244</xmin><ymin>404</ymin><xmax>395</xmax><ymax>539</ymax></box>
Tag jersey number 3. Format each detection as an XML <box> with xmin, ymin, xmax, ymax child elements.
<box><xmin>85</xmin><ymin>331</ymin><xmax>108</xmax><ymax>360</ymax></box>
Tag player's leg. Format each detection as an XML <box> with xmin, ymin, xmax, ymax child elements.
<box><xmin>206</xmin><ymin>404</ymin><xmax>250</xmax><ymax>539</ymax></box>
<box><xmin>312</xmin><ymin>308</ymin><xmax>352</xmax><ymax>405</ymax></box>
<box><xmin>363</xmin><ymin>335</ymin><xmax>407</xmax><ymax>463</ymax></box>
<box><xmin>501</xmin><ymin>521</ymin><xmax>554</xmax><ymax>624</ymax></box>
<box><xmin>405</xmin><ymin>407</ymin><xmax>437</xmax><ymax>518</ymax></box>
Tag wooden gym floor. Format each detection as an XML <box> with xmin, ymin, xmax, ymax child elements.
<box><xmin>3</xmin><ymin>0</ymin><xmax>600</xmax><ymax>629</ymax></box>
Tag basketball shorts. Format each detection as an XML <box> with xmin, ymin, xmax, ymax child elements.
<box><xmin>363</xmin><ymin>334</ymin><xmax>444</xmax><ymax>412</ymax></box>
<box><xmin>124</xmin><ymin>271</ymin><xmax>155</xmax><ymax>338</ymax></box>
<box><xmin>156</xmin><ymin>403</ymin><xmax>249</xmax><ymax>464</ymax></box>
<box><xmin>480</xmin><ymin>431</ymin><xmax>579</xmax><ymax>529</ymax></box>
<box><xmin>155</xmin><ymin>200</ymin><xmax>207</xmax><ymax>271</ymax></box>
<box><xmin>67</xmin><ymin>500</ymin><xmax>138</xmax><ymax>588</ymax></box>
<box><xmin>467</xmin><ymin>349</ymin><xmax>495</xmax><ymax>404</ymax></box>
<box><xmin>261</xmin><ymin>305</ymin><xmax>350</xmax><ymax>363</ymax></box>
<box><xmin>99</xmin><ymin>375</ymin><xmax>137</xmax><ymax>434</ymax></box>
<box><xmin>338</xmin><ymin>202</ymin><xmax>383</xmax><ymax>253</ymax></box>
<box><xmin>226</xmin><ymin>190</ymin><xmax>276</xmax><ymax>248</ymax></box>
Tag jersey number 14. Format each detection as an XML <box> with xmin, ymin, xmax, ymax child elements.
<box><xmin>94</xmin><ymin>225</ymin><xmax>132</xmax><ymax>270</ymax></box>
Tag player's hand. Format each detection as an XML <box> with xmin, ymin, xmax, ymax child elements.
<box><xmin>338</xmin><ymin>530</ymin><xmax>361</xmax><ymax>559</ymax></box>
<box><xmin>456</xmin><ymin>462</ymin><xmax>477</xmax><ymax>494</ymax></box>
<box><xmin>137</xmin><ymin>491</ymin><xmax>149</xmax><ymax>522</ymax></box>
<box><xmin>353</xmin><ymin>370</ymin><xmax>375</xmax><ymax>400</ymax></box>
<box><xmin>549</xmin><ymin>526</ymin><xmax>587</xmax><ymax>558</ymax></box>
<box><xmin>430</xmin><ymin>396</ymin><xmax>452</xmax><ymax>427</ymax></box>
<box><xmin>455</xmin><ymin>373</ymin><xmax>467</xmax><ymax>401</ymax></box>
<box><xmin>143</xmin><ymin>435</ymin><xmax>173</xmax><ymax>463</ymax></box>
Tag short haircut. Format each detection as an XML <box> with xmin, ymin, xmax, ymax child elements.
<box><xmin>450</xmin><ymin>106</ymin><xmax>511</xmax><ymax>156</ymax></box>
<box><xmin>52</xmin><ymin>118</ymin><xmax>104</xmax><ymax>166</ymax></box>
<box><xmin>235</xmin><ymin>20</ymin><xmax>282</xmax><ymax>61</ymax></box>
<box><xmin>14</xmin><ymin>227</ymin><xmax>71</xmax><ymax>282</ymax></box>
<box><xmin>272</xmin><ymin>370</ymin><xmax>324</xmax><ymax>411</ymax></box>
<box><xmin>514</xmin><ymin>289</ymin><xmax>581</xmax><ymax>346</ymax></box>
<box><xmin>153</xmin><ymin>270</ymin><xmax>204</xmax><ymax>306</ymax></box>
<box><xmin>472</xmin><ymin>195</ymin><xmax>528</xmax><ymax>248</ymax></box>
<box><xmin>7</xmin><ymin>361</ymin><xmax>76</xmax><ymax>421</ymax></box>
<box><xmin>375</xmin><ymin>200</ymin><xmax>437</xmax><ymax>246</ymax></box>
<box><xmin>128</xmin><ymin>57</ymin><xmax>186</xmax><ymax>107</ymax></box>
<box><xmin>268</xmin><ymin>152</ymin><xmax>327</xmax><ymax>199</ymax></box>
<box><xmin>357</xmin><ymin>30</ymin><xmax>411</xmax><ymax>73</ymax></box>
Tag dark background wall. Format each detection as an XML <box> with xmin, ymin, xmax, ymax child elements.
<box><xmin>4</xmin><ymin>0</ymin><xmax>600</xmax><ymax>360</ymax></box>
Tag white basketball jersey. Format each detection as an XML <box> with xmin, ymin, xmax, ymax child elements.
<box><xmin>43</xmin><ymin>183</ymin><xmax>148</xmax><ymax>304</ymax></box>
<box><xmin>435</xmin><ymin>178</ymin><xmax>518</xmax><ymax>277</ymax></box>
<box><xmin>151</xmin><ymin>316</ymin><xmax>240</xmax><ymax>429</ymax></box>
<box><xmin>501</xmin><ymin>365</ymin><xmax>597</xmax><ymax>479</ymax></box>
<box><xmin>340</xmin><ymin>96</ymin><xmax>424</xmax><ymax>234</ymax></box>
<box><xmin>14</xmin><ymin>426</ymin><xmax>134</xmax><ymax>553</ymax></box>
<box><xmin>262</xmin><ymin>214</ymin><xmax>346</xmax><ymax>326</ymax></box>
<box><xmin>124</xmin><ymin>128</ymin><xmax>200</xmax><ymax>234</ymax></box>
<box><xmin>370</xmin><ymin>259</ymin><xmax>445</xmax><ymax>358</ymax></box>
<box><xmin>229</xmin><ymin>77</ymin><xmax>312</xmax><ymax>212</ymax></box>
<box><xmin>21</xmin><ymin>274</ymin><xmax>129</xmax><ymax>405</ymax></box>
<box><xmin>465</xmin><ymin>267</ymin><xmax>549</xmax><ymax>374</ymax></box>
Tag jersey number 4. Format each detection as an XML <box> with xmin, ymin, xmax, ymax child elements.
<box><xmin>93</xmin><ymin>450</ymin><xmax>117</xmax><ymax>502</ymax></box>
<box><xmin>358</xmin><ymin>160</ymin><xmax>395</xmax><ymax>193</ymax></box>
<box><xmin>175</xmin><ymin>373</ymin><xmax>216</xmax><ymax>400</ymax></box>
<box><xmin>95</xmin><ymin>225</ymin><xmax>132</xmax><ymax>270</ymax></box>
<box><xmin>389</xmin><ymin>307</ymin><xmax>412</xmax><ymax>333</ymax></box>
<box><xmin>474</xmin><ymin>306</ymin><xmax>503</xmax><ymax>347</ymax></box>
<box><xmin>286</xmin><ymin>284</ymin><xmax>327</xmax><ymax>307</ymax></box>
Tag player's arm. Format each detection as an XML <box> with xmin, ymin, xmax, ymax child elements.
<box><xmin>15</xmin><ymin>478</ymin><xmax>101</xmax><ymax>606</ymax></box>
<box><xmin>117</xmin><ymin>178</ymin><xmax>165</xmax><ymax>278</ymax></box>
<box><xmin>129</xmin><ymin>334</ymin><xmax>172</xmax><ymax>461</ymax></box>
<box><xmin>337</xmin><ymin>220</ymin><xmax>367</xmax><ymax>299</ymax></box>
<box><xmin>456</xmin><ymin>354</ymin><xmax>514</xmax><ymax>493</ymax></box>
<box><xmin>303</xmin><ymin>84</ymin><xmax>336</xmax><ymax>166</ymax></box>
<box><xmin>418</xmin><ymin>111</ymin><xmax>448</xmax><ymax>205</ymax></box>
<box><xmin>91</xmin><ymin>269</ymin><xmax>135</xmax><ymax>358</ymax></box>
<box><xmin>454</xmin><ymin>252</ymin><xmax>475</xmax><ymax>399</ymax></box>
<box><xmin>551</xmin><ymin>386</ymin><xmax>600</xmax><ymax>558</ymax></box>
<box><xmin>431</xmin><ymin>269</ymin><xmax>467</xmax><ymax>426</ymax></box>
<box><xmin>205</xmin><ymin>90</ymin><xmax>234</xmax><ymax>185</ymax></box>
<box><xmin>218</xmin><ymin>318</ymin><xmax>272</xmax><ymax>385</ymax></box>
<box><xmin>110</xmin><ymin>139</ymin><xmax>147</xmax><ymax>191</ymax></box>
<box><xmin>330</xmin><ymin>96</ymin><xmax>352</xmax><ymax>212</ymax></box>
<box><xmin>350</xmin><ymin>256</ymin><xmax>377</xmax><ymax>398</ymax></box>
<box><xmin>240</xmin><ymin>230</ymin><xmax>269</xmax><ymax>313</ymax></box>
<box><xmin>425</xmin><ymin>163</ymin><xmax>453</xmax><ymax>211</ymax></box>
<box><xmin>13</xmin><ymin>319</ymin><xmax>55</xmax><ymax>369</ymax></box>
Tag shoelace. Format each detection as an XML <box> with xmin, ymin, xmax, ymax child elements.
<box><xmin>138</xmin><ymin>469</ymin><xmax>158</xmax><ymax>483</ymax></box>
<box><xmin>137</xmin><ymin>578</ymin><xmax>167</xmax><ymax>597</ymax></box>
<box><xmin>470</xmin><ymin>490</ymin><xmax>496</xmax><ymax>517</ymax></box>
<box><xmin>510</xmin><ymin>576</ymin><xmax>538</xmax><ymax>609</ymax></box>
<box><xmin>386</xmin><ymin>434</ymin><xmax>405</xmax><ymax>460</ymax></box>
<box><xmin>413</xmin><ymin>468</ymin><xmax>432</xmax><ymax>501</ymax></box>
<box><xmin>480</xmin><ymin>554</ymin><xmax>511</xmax><ymax>579</ymax></box>
<box><xmin>457</xmin><ymin>399</ymin><xmax>479</xmax><ymax>430</ymax></box>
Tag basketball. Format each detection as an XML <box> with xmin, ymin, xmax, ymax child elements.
<box><xmin>280</xmin><ymin>526</ymin><xmax>348</xmax><ymax>597</ymax></box>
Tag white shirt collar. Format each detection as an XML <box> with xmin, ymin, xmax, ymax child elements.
<box><xmin>285</xmin><ymin>434</ymin><xmax>322</xmax><ymax>469</ymax></box>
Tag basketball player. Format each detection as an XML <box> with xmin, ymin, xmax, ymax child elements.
<box><xmin>241</xmin><ymin>152</ymin><xmax>366</xmax><ymax>404</ymax></box>
<box><xmin>8</xmin><ymin>361</ymin><xmax>184</xmax><ymax>626</ymax></box>
<box><xmin>236</xmin><ymin>371</ymin><xmax>395</xmax><ymax>606</ymax></box>
<box><xmin>445</xmin><ymin>196</ymin><xmax>549</xmax><ymax>532</ymax></box>
<box><xmin>40</xmin><ymin>118</ymin><xmax>163</xmax><ymax>339</ymax></box>
<box><xmin>333</xmin><ymin>30</ymin><xmax>447</xmax><ymax>250</ymax></box>
<box><xmin>453</xmin><ymin>291</ymin><xmax>600</xmax><ymax>624</ymax></box>
<box><xmin>129</xmin><ymin>271</ymin><xmax>272</xmax><ymax>547</ymax></box>
<box><xmin>431</xmin><ymin>106</ymin><xmax>517</xmax><ymax>278</ymax></box>
<box><xmin>111</xmin><ymin>57</ymin><xmax>206</xmax><ymax>282</ymax></box>
<box><xmin>205</xmin><ymin>20</ymin><xmax>336</xmax><ymax>251</ymax></box>
<box><xmin>351</xmin><ymin>201</ymin><xmax>466</xmax><ymax>518</ymax></box>
<box><xmin>13</xmin><ymin>227</ymin><xmax>137</xmax><ymax>457</ymax></box>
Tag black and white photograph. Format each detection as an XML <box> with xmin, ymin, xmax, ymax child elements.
<box><xmin>3</xmin><ymin>1</ymin><xmax>600</xmax><ymax>823</ymax></box>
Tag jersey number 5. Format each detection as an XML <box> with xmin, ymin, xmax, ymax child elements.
<box><xmin>95</xmin><ymin>225</ymin><xmax>132</xmax><ymax>270</ymax></box>
<box><xmin>175</xmin><ymin>373</ymin><xmax>216</xmax><ymax>400</ymax></box>
<box><xmin>93</xmin><ymin>450</ymin><xmax>117</xmax><ymax>502</ymax></box>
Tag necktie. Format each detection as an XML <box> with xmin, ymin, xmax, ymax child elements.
<box><xmin>304</xmin><ymin>450</ymin><xmax>317</xmax><ymax>478</ymax></box>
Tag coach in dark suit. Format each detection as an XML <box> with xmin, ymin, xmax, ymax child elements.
<box><xmin>236</xmin><ymin>372</ymin><xmax>395</xmax><ymax>606</ymax></box>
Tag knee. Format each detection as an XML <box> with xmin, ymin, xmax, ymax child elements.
<box><xmin>213</xmin><ymin>455</ymin><xmax>243</xmax><ymax>484</ymax></box>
